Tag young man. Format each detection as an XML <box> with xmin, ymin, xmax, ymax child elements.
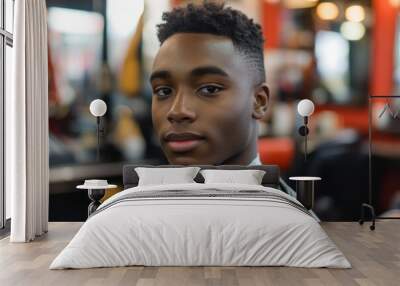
<box><xmin>150</xmin><ymin>2</ymin><xmax>269</xmax><ymax>165</ymax></box>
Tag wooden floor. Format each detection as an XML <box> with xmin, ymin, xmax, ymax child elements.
<box><xmin>0</xmin><ymin>221</ymin><xmax>399</xmax><ymax>286</ymax></box>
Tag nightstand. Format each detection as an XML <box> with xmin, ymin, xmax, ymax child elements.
<box><xmin>77</xmin><ymin>180</ymin><xmax>117</xmax><ymax>217</ymax></box>
<box><xmin>289</xmin><ymin>176</ymin><xmax>321</xmax><ymax>210</ymax></box>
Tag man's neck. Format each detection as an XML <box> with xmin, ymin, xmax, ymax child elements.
<box><xmin>220</xmin><ymin>138</ymin><xmax>258</xmax><ymax>165</ymax></box>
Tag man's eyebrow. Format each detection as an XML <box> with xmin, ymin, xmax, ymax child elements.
<box><xmin>150</xmin><ymin>70</ymin><xmax>171</xmax><ymax>82</ymax></box>
<box><xmin>190</xmin><ymin>66</ymin><xmax>229</xmax><ymax>78</ymax></box>
<box><xmin>150</xmin><ymin>66</ymin><xmax>229</xmax><ymax>82</ymax></box>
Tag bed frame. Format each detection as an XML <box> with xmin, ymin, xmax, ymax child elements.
<box><xmin>122</xmin><ymin>164</ymin><xmax>296</xmax><ymax>197</ymax></box>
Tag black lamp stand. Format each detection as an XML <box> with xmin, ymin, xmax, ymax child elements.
<box><xmin>96</xmin><ymin>117</ymin><xmax>100</xmax><ymax>162</ymax></box>
<box><xmin>91</xmin><ymin>116</ymin><xmax>105</xmax><ymax>218</ymax></box>
<box><xmin>298</xmin><ymin>116</ymin><xmax>309</xmax><ymax>162</ymax></box>
<box><xmin>88</xmin><ymin>189</ymin><xmax>106</xmax><ymax>217</ymax></box>
<box><xmin>96</xmin><ymin>116</ymin><xmax>105</xmax><ymax>162</ymax></box>
<box><xmin>359</xmin><ymin>95</ymin><xmax>376</xmax><ymax>231</ymax></box>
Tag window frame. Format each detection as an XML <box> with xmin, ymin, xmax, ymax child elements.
<box><xmin>0</xmin><ymin>0</ymin><xmax>14</xmax><ymax>230</ymax></box>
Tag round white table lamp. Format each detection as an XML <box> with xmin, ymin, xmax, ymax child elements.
<box><xmin>89</xmin><ymin>99</ymin><xmax>107</xmax><ymax>161</ymax></box>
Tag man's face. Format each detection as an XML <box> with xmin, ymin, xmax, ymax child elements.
<box><xmin>150</xmin><ymin>33</ymin><xmax>260</xmax><ymax>165</ymax></box>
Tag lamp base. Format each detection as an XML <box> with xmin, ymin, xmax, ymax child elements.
<box><xmin>359</xmin><ymin>203</ymin><xmax>376</xmax><ymax>231</ymax></box>
<box><xmin>88</xmin><ymin>189</ymin><xmax>105</xmax><ymax>217</ymax></box>
<box><xmin>295</xmin><ymin>180</ymin><xmax>314</xmax><ymax>210</ymax></box>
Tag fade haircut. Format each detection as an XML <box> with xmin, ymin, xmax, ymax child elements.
<box><xmin>156</xmin><ymin>2</ymin><xmax>266</xmax><ymax>84</ymax></box>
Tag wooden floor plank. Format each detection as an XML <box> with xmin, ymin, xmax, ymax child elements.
<box><xmin>0</xmin><ymin>221</ymin><xmax>399</xmax><ymax>286</ymax></box>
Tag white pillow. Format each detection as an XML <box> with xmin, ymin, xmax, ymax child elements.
<box><xmin>200</xmin><ymin>169</ymin><xmax>266</xmax><ymax>185</ymax></box>
<box><xmin>135</xmin><ymin>167</ymin><xmax>201</xmax><ymax>186</ymax></box>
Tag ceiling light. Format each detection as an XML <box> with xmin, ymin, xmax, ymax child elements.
<box><xmin>390</xmin><ymin>0</ymin><xmax>400</xmax><ymax>7</ymax></box>
<box><xmin>283</xmin><ymin>0</ymin><xmax>318</xmax><ymax>9</ymax></box>
<box><xmin>316</xmin><ymin>2</ymin><xmax>339</xmax><ymax>21</ymax></box>
<box><xmin>345</xmin><ymin>5</ymin><xmax>365</xmax><ymax>22</ymax></box>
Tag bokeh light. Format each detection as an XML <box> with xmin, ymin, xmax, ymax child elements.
<box><xmin>316</xmin><ymin>2</ymin><xmax>339</xmax><ymax>21</ymax></box>
<box><xmin>345</xmin><ymin>5</ymin><xmax>365</xmax><ymax>23</ymax></box>
<box><xmin>340</xmin><ymin>21</ymin><xmax>366</xmax><ymax>41</ymax></box>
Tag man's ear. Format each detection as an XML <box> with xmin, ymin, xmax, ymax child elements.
<box><xmin>252</xmin><ymin>83</ymin><xmax>269</xmax><ymax>120</ymax></box>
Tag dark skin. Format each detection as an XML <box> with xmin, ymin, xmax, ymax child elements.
<box><xmin>150</xmin><ymin>33</ymin><xmax>269</xmax><ymax>165</ymax></box>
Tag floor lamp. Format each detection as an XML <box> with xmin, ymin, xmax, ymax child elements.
<box><xmin>83</xmin><ymin>99</ymin><xmax>108</xmax><ymax>216</ymax></box>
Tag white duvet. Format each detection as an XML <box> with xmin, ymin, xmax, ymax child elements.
<box><xmin>50</xmin><ymin>183</ymin><xmax>351</xmax><ymax>269</ymax></box>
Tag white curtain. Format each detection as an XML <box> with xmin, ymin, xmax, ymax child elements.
<box><xmin>6</xmin><ymin>0</ymin><xmax>49</xmax><ymax>242</ymax></box>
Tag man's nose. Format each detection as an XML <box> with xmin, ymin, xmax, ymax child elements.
<box><xmin>167</xmin><ymin>91</ymin><xmax>196</xmax><ymax>123</ymax></box>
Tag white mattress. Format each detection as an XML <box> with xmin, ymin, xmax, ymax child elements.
<box><xmin>50</xmin><ymin>183</ymin><xmax>351</xmax><ymax>269</ymax></box>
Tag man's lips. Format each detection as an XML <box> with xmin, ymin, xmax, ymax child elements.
<box><xmin>163</xmin><ymin>132</ymin><xmax>205</xmax><ymax>153</ymax></box>
<box><xmin>166</xmin><ymin>139</ymin><xmax>204</xmax><ymax>152</ymax></box>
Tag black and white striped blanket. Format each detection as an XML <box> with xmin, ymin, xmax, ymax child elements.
<box><xmin>91</xmin><ymin>187</ymin><xmax>312</xmax><ymax>219</ymax></box>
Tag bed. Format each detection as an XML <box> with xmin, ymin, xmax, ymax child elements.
<box><xmin>50</xmin><ymin>165</ymin><xmax>350</xmax><ymax>269</ymax></box>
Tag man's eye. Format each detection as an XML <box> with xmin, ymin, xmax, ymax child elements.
<box><xmin>197</xmin><ymin>85</ymin><xmax>223</xmax><ymax>96</ymax></box>
<box><xmin>154</xmin><ymin>87</ymin><xmax>173</xmax><ymax>98</ymax></box>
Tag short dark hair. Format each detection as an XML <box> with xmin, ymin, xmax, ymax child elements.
<box><xmin>156</xmin><ymin>2</ymin><xmax>266</xmax><ymax>83</ymax></box>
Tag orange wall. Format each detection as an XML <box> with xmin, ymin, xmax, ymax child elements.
<box><xmin>260</xmin><ymin>1</ymin><xmax>282</xmax><ymax>49</ymax></box>
<box><xmin>315</xmin><ymin>105</ymin><xmax>369</xmax><ymax>135</ymax></box>
<box><xmin>371</xmin><ymin>0</ymin><xmax>398</xmax><ymax>96</ymax></box>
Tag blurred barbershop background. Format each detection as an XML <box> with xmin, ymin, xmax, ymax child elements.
<box><xmin>43</xmin><ymin>0</ymin><xmax>400</xmax><ymax>221</ymax></box>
